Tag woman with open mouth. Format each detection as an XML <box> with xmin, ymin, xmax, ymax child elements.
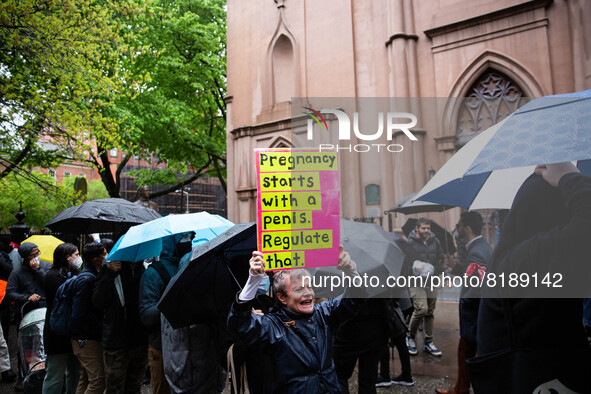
<box><xmin>227</xmin><ymin>246</ymin><xmax>364</xmax><ymax>393</ymax></box>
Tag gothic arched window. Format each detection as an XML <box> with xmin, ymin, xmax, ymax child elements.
<box><xmin>271</xmin><ymin>35</ymin><xmax>295</xmax><ymax>104</ymax></box>
<box><xmin>456</xmin><ymin>70</ymin><xmax>527</xmax><ymax>140</ymax></box>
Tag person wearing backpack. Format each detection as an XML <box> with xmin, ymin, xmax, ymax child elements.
<box><xmin>70</xmin><ymin>242</ymin><xmax>107</xmax><ymax>394</ymax></box>
<box><xmin>139</xmin><ymin>234</ymin><xmax>186</xmax><ymax>394</ymax></box>
<box><xmin>42</xmin><ymin>243</ymin><xmax>82</xmax><ymax>394</ymax></box>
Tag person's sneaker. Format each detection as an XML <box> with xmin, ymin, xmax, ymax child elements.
<box><xmin>406</xmin><ymin>335</ymin><xmax>418</xmax><ymax>355</ymax></box>
<box><xmin>392</xmin><ymin>374</ymin><xmax>414</xmax><ymax>386</ymax></box>
<box><xmin>1</xmin><ymin>370</ymin><xmax>16</xmax><ymax>383</ymax></box>
<box><xmin>375</xmin><ymin>374</ymin><xmax>393</xmax><ymax>387</ymax></box>
<box><xmin>424</xmin><ymin>340</ymin><xmax>442</xmax><ymax>356</ymax></box>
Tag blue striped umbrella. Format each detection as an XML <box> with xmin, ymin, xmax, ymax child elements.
<box><xmin>414</xmin><ymin>90</ymin><xmax>591</xmax><ymax>209</ymax></box>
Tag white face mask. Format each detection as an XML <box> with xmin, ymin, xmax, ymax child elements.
<box><xmin>70</xmin><ymin>256</ymin><xmax>83</xmax><ymax>269</ymax></box>
<box><xmin>34</xmin><ymin>256</ymin><xmax>40</xmax><ymax>264</ymax></box>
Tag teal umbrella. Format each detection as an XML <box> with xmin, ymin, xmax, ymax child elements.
<box><xmin>107</xmin><ymin>212</ymin><xmax>233</xmax><ymax>262</ymax></box>
<box><xmin>158</xmin><ymin>223</ymin><xmax>256</xmax><ymax>328</ymax></box>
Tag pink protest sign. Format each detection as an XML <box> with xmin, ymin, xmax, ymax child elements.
<box><xmin>255</xmin><ymin>148</ymin><xmax>340</xmax><ymax>270</ymax></box>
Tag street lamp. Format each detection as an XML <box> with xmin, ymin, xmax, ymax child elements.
<box><xmin>175</xmin><ymin>188</ymin><xmax>190</xmax><ymax>213</ymax></box>
<box><xmin>10</xmin><ymin>201</ymin><xmax>30</xmax><ymax>242</ymax></box>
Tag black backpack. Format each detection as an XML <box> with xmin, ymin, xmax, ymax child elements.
<box><xmin>50</xmin><ymin>271</ymin><xmax>94</xmax><ymax>336</ymax></box>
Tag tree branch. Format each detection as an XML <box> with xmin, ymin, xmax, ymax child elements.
<box><xmin>211</xmin><ymin>156</ymin><xmax>226</xmax><ymax>194</ymax></box>
<box><xmin>148</xmin><ymin>158</ymin><xmax>212</xmax><ymax>199</ymax></box>
<box><xmin>212</xmin><ymin>77</ymin><xmax>226</xmax><ymax>120</ymax></box>
<box><xmin>115</xmin><ymin>154</ymin><xmax>131</xmax><ymax>190</ymax></box>
<box><xmin>97</xmin><ymin>144</ymin><xmax>120</xmax><ymax>198</ymax></box>
<box><xmin>0</xmin><ymin>138</ymin><xmax>33</xmax><ymax>181</ymax></box>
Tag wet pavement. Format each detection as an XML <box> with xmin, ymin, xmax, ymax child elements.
<box><xmin>342</xmin><ymin>293</ymin><xmax>466</xmax><ymax>393</ymax></box>
<box><xmin>404</xmin><ymin>300</ymin><xmax>461</xmax><ymax>379</ymax></box>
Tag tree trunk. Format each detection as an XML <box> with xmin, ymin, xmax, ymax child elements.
<box><xmin>97</xmin><ymin>148</ymin><xmax>121</xmax><ymax>198</ymax></box>
<box><xmin>212</xmin><ymin>157</ymin><xmax>226</xmax><ymax>194</ymax></box>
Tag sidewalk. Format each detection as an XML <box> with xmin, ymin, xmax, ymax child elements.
<box><xmin>403</xmin><ymin>299</ymin><xmax>461</xmax><ymax>379</ymax></box>
<box><xmin>374</xmin><ymin>290</ymin><xmax>463</xmax><ymax>392</ymax></box>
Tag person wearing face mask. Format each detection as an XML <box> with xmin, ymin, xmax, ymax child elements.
<box><xmin>227</xmin><ymin>247</ymin><xmax>364</xmax><ymax>393</ymax></box>
<box><xmin>70</xmin><ymin>242</ymin><xmax>108</xmax><ymax>394</ymax></box>
<box><xmin>6</xmin><ymin>242</ymin><xmax>51</xmax><ymax>309</ymax></box>
<box><xmin>42</xmin><ymin>243</ymin><xmax>82</xmax><ymax>394</ymax></box>
<box><xmin>6</xmin><ymin>241</ymin><xmax>52</xmax><ymax>390</ymax></box>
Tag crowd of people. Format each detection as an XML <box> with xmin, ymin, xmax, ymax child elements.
<box><xmin>0</xmin><ymin>162</ymin><xmax>588</xmax><ymax>393</ymax></box>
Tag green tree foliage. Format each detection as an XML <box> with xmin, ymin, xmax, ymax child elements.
<box><xmin>0</xmin><ymin>0</ymin><xmax>133</xmax><ymax>181</ymax></box>
<box><xmin>0</xmin><ymin>171</ymin><xmax>77</xmax><ymax>230</ymax></box>
<box><xmin>87</xmin><ymin>178</ymin><xmax>110</xmax><ymax>200</ymax></box>
<box><xmin>0</xmin><ymin>174</ymin><xmax>109</xmax><ymax>230</ymax></box>
<box><xmin>62</xmin><ymin>176</ymin><xmax>109</xmax><ymax>201</ymax></box>
<box><xmin>1</xmin><ymin>0</ymin><xmax>227</xmax><ymax>200</ymax></box>
<box><xmin>101</xmin><ymin>0</ymin><xmax>228</xmax><ymax>198</ymax></box>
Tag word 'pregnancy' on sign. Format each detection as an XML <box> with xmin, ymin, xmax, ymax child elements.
<box><xmin>256</xmin><ymin>149</ymin><xmax>340</xmax><ymax>271</ymax></box>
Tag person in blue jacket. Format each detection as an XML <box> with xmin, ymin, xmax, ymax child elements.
<box><xmin>227</xmin><ymin>247</ymin><xmax>364</xmax><ymax>393</ymax></box>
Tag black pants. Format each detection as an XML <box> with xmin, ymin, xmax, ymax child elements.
<box><xmin>379</xmin><ymin>335</ymin><xmax>411</xmax><ymax>378</ymax></box>
<box><xmin>335</xmin><ymin>344</ymin><xmax>384</xmax><ymax>394</ymax></box>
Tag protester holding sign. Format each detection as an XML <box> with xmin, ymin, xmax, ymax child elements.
<box><xmin>227</xmin><ymin>247</ymin><xmax>364</xmax><ymax>393</ymax></box>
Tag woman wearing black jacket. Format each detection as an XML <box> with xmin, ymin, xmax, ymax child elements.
<box><xmin>92</xmin><ymin>260</ymin><xmax>148</xmax><ymax>394</ymax></box>
<box><xmin>42</xmin><ymin>243</ymin><xmax>81</xmax><ymax>394</ymax></box>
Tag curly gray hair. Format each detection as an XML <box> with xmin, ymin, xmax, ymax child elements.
<box><xmin>272</xmin><ymin>269</ymin><xmax>311</xmax><ymax>296</ymax></box>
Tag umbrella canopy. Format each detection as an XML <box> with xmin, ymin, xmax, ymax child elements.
<box><xmin>389</xmin><ymin>192</ymin><xmax>453</xmax><ymax>215</ymax></box>
<box><xmin>382</xmin><ymin>231</ymin><xmax>419</xmax><ymax>262</ymax></box>
<box><xmin>22</xmin><ymin>235</ymin><xmax>63</xmax><ymax>263</ymax></box>
<box><xmin>415</xmin><ymin>90</ymin><xmax>591</xmax><ymax>210</ymax></box>
<box><xmin>402</xmin><ymin>218</ymin><xmax>456</xmax><ymax>255</ymax></box>
<box><xmin>465</xmin><ymin>90</ymin><xmax>591</xmax><ymax>175</ymax></box>
<box><xmin>158</xmin><ymin>223</ymin><xmax>256</xmax><ymax>329</ymax></box>
<box><xmin>309</xmin><ymin>219</ymin><xmax>407</xmax><ymax>298</ymax></box>
<box><xmin>46</xmin><ymin>198</ymin><xmax>161</xmax><ymax>234</ymax></box>
<box><xmin>413</xmin><ymin>117</ymin><xmax>591</xmax><ymax>209</ymax></box>
<box><xmin>107</xmin><ymin>212</ymin><xmax>233</xmax><ymax>262</ymax></box>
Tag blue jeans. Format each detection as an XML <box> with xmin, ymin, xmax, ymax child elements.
<box><xmin>42</xmin><ymin>353</ymin><xmax>81</xmax><ymax>394</ymax></box>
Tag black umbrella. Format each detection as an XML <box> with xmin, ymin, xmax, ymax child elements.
<box><xmin>309</xmin><ymin>219</ymin><xmax>407</xmax><ymax>298</ymax></box>
<box><xmin>158</xmin><ymin>223</ymin><xmax>256</xmax><ymax>329</ymax></box>
<box><xmin>402</xmin><ymin>218</ymin><xmax>456</xmax><ymax>255</ymax></box>
<box><xmin>45</xmin><ymin>198</ymin><xmax>161</xmax><ymax>234</ymax></box>
<box><xmin>389</xmin><ymin>192</ymin><xmax>453</xmax><ymax>215</ymax></box>
<box><xmin>382</xmin><ymin>231</ymin><xmax>419</xmax><ymax>262</ymax></box>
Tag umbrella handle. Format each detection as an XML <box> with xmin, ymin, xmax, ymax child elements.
<box><xmin>222</xmin><ymin>257</ymin><xmax>243</xmax><ymax>291</ymax></box>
